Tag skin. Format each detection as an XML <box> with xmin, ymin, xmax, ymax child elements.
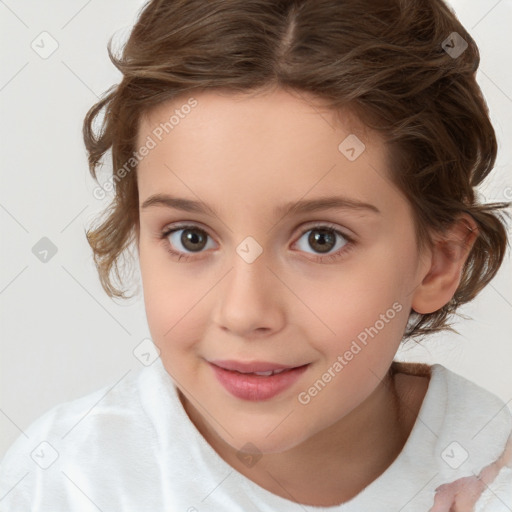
<box><xmin>135</xmin><ymin>87</ymin><xmax>477</xmax><ymax>506</ymax></box>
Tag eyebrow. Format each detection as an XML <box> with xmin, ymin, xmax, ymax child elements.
<box><xmin>141</xmin><ymin>194</ymin><xmax>380</xmax><ymax>217</ymax></box>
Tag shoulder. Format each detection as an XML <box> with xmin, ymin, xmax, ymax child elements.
<box><xmin>419</xmin><ymin>364</ymin><xmax>512</xmax><ymax>509</ymax></box>
<box><xmin>3</xmin><ymin>364</ymin><xmax>151</xmax><ymax>446</ymax></box>
<box><xmin>393</xmin><ymin>361</ymin><xmax>512</xmax><ymax>441</ymax></box>
<box><xmin>432</xmin><ymin>363</ymin><xmax>512</xmax><ymax>438</ymax></box>
<box><xmin>391</xmin><ymin>362</ymin><xmax>512</xmax><ymax>510</ymax></box>
<box><xmin>0</xmin><ymin>364</ymin><xmax>159</xmax><ymax>508</ymax></box>
<box><xmin>392</xmin><ymin>361</ymin><xmax>512</xmax><ymax>474</ymax></box>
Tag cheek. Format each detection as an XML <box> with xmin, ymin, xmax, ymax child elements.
<box><xmin>143</xmin><ymin>282</ymin><xmax>202</xmax><ymax>353</ymax></box>
<box><xmin>139</xmin><ymin>242</ymin><xmax>193</xmax><ymax>347</ymax></box>
<box><xmin>293</xmin><ymin>252</ymin><xmax>411</xmax><ymax>348</ymax></box>
<box><xmin>294</xmin><ymin>274</ymin><xmax>409</xmax><ymax>426</ymax></box>
<box><xmin>139</xmin><ymin>242</ymin><xmax>222</xmax><ymax>360</ymax></box>
<box><xmin>290</xmin><ymin>247</ymin><xmax>415</xmax><ymax>406</ymax></box>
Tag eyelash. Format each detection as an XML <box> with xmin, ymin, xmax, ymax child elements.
<box><xmin>159</xmin><ymin>222</ymin><xmax>355</xmax><ymax>263</ymax></box>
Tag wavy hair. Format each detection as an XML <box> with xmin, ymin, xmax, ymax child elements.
<box><xmin>83</xmin><ymin>0</ymin><xmax>510</xmax><ymax>339</ymax></box>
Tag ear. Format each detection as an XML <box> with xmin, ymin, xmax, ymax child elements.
<box><xmin>411</xmin><ymin>213</ymin><xmax>478</xmax><ymax>315</ymax></box>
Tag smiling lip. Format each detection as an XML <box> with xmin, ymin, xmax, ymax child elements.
<box><xmin>208</xmin><ymin>360</ymin><xmax>310</xmax><ymax>401</ymax></box>
<box><xmin>209</xmin><ymin>359</ymin><xmax>302</xmax><ymax>373</ymax></box>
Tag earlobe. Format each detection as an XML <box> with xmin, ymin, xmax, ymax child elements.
<box><xmin>411</xmin><ymin>214</ymin><xmax>478</xmax><ymax>315</ymax></box>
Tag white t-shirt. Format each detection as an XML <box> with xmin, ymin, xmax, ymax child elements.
<box><xmin>1</xmin><ymin>359</ymin><xmax>511</xmax><ymax>511</ymax></box>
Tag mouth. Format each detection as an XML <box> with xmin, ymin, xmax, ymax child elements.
<box><xmin>208</xmin><ymin>360</ymin><xmax>310</xmax><ymax>401</ymax></box>
<box><xmin>228</xmin><ymin>368</ymin><xmax>293</xmax><ymax>376</ymax></box>
<box><xmin>209</xmin><ymin>359</ymin><xmax>308</xmax><ymax>374</ymax></box>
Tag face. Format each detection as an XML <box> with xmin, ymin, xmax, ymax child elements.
<box><xmin>136</xmin><ymin>87</ymin><xmax>427</xmax><ymax>455</ymax></box>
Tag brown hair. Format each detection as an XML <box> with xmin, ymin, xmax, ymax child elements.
<box><xmin>83</xmin><ymin>0</ymin><xmax>510</xmax><ymax>340</ymax></box>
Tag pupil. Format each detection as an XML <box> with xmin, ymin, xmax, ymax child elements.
<box><xmin>179</xmin><ymin>228</ymin><xmax>335</xmax><ymax>254</ymax></box>
<box><xmin>182</xmin><ymin>229</ymin><xmax>206</xmax><ymax>251</ymax></box>
<box><xmin>310</xmin><ymin>230</ymin><xmax>334</xmax><ymax>253</ymax></box>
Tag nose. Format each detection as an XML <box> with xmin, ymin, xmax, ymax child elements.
<box><xmin>212</xmin><ymin>252</ymin><xmax>286</xmax><ymax>338</ymax></box>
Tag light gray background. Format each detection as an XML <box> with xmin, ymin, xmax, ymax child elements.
<box><xmin>1</xmin><ymin>0</ymin><xmax>511</xmax><ymax>459</ymax></box>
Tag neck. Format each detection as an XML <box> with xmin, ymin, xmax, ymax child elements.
<box><xmin>179</xmin><ymin>365</ymin><xmax>426</xmax><ymax>507</ymax></box>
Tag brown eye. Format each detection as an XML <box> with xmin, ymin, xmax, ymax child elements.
<box><xmin>307</xmin><ymin>229</ymin><xmax>336</xmax><ymax>253</ymax></box>
<box><xmin>180</xmin><ymin>228</ymin><xmax>208</xmax><ymax>252</ymax></box>
<box><xmin>294</xmin><ymin>225</ymin><xmax>350</xmax><ymax>257</ymax></box>
<box><xmin>164</xmin><ymin>226</ymin><xmax>214</xmax><ymax>253</ymax></box>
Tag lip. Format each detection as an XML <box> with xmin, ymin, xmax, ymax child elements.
<box><xmin>209</xmin><ymin>359</ymin><xmax>301</xmax><ymax>373</ymax></box>
<box><xmin>208</xmin><ymin>361</ymin><xmax>310</xmax><ymax>401</ymax></box>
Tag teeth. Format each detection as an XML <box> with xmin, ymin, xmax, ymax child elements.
<box><xmin>234</xmin><ymin>368</ymin><xmax>289</xmax><ymax>376</ymax></box>
<box><xmin>252</xmin><ymin>369</ymin><xmax>287</xmax><ymax>376</ymax></box>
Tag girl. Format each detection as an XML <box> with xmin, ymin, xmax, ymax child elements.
<box><xmin>1</xmin><ymin>0</ymin><xmax>511</xmax><ymax>510</ymax></box>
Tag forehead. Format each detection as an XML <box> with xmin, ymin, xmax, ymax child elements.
<box><xmin>136</xmin><ymin>88</ymin><xmax>400</xmax><ymax>218</ymax></box>
<box><xmin>139</xmin><ymin>87</ymin><xmax>378</xmax><ymax>150</ymax></box>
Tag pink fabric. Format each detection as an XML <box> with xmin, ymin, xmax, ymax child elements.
<box><xmin>430</xmin><ymin>433</ymin><xmax>512</xmax><ymax>511</ymax></box>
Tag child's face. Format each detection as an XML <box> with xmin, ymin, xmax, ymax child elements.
<box><xmin>136</xmin><ymin>88</ymin><xmax>429</xmax><ymax>454</ymax></box>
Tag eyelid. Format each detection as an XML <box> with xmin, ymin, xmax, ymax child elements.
<box><xmin>294</xmin><ymin>221</ymin><xmax>355</xmax><ymax>241</ymax></box>
<box><xmin>161</xmin><ymin>220</ymin><xmax>215</xmax><ymax>238</ymax></box>
<box><xmin>161</xmin><ymin>219</ymin><xmax>355</xmax><ymax>237</ymax></box>
<box><xmin>160</xmin><ymin>220</ymin><xmax>356</xmax><ymax>251</ymax></box>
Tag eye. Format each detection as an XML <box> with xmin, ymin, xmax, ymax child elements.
<box><xmin>293</xmin><ymin>224</ymin><xmax>352</xmax><ymax>261</ymax></box>
<box><xmin>159</xmin><ymin>222</ymin><xmax>355</xmax><ymax>263</ymax></box>
<box><xmin>161</xmin><ymin>224</ymin><xmax>216</xmax><ymax>259</ymax></box>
